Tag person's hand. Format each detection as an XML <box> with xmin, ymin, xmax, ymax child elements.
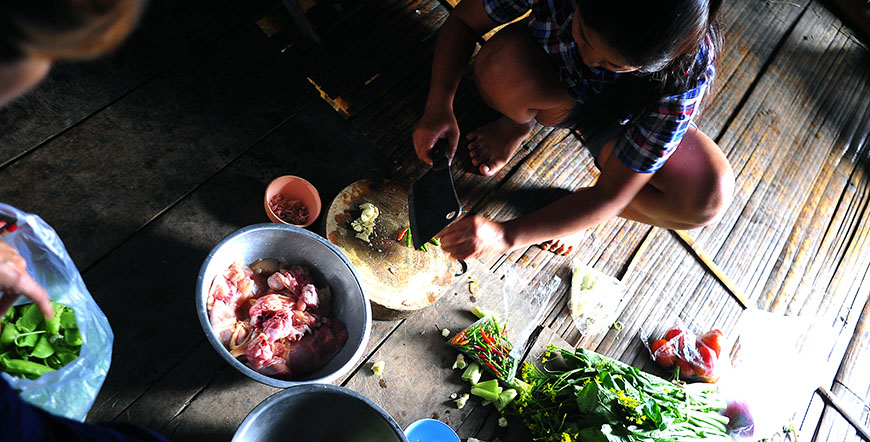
<box><xmin>0</xmin><ymin>241</ymin><xmax>52</xmax><ymax>319</ymax></box>
<box><xmin>437</xmin><ymin>215</ymin><xmax>513</xmax><ymax>260</ymax></box>
<box><xmin>412</xmin><ymin>106</ymin><xmax>460</xmax><ymax>165</ymax></box>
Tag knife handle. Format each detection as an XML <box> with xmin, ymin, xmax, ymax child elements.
<box><xmin>431</xmin><ymin>138</ymin><xmax>450</xmax><ymax>171</ymax></box>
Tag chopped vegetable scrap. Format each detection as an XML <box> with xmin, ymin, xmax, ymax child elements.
<box><xmin>498</xmin><ymin>417</ymin><xmax>508</xmax><ymax>427</ymax></box>
<box><xmin>453</xmin><ymin>353</ymin><xmax>467</xmax><ymax>370</ymax></box>
<box><xmin>449</xmin><ymin>315</ymin><xmax>517</xmax><ymax>383</ymax></box>
<box><xmin>441</xmin><ymin>328</ymin><xmax>451</xmax><ymax>338</ymax></box>
<box><xmin>350</xmin><ymin>203</ymin><xmax>379</xmax><ymax>242</ymax></box>
<box><xmin>0</xmin><ymin>301</ymin><xmax>81</xmax><ymax>379</ymax></box>
<box><xmin>371</xmin><ymin>360</ymin><xmax>385</xmax><ymax>376</ymax></box>
<box><xmin>507</xmin><ymin>345</ymin><xmax>731</xmax><ymax>442</ymax></box>
<box><xmin>268</xmin><ymin>194</ymin><xmax>309</xmax><ymax>225</ymax></box>
<box><xmin>455</xmin><ymin>393</ymin><xmax>469</xmax><ymax>409</ymax></box>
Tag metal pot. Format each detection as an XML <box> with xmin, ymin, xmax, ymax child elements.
<box><xmin>233</xmin><ymin>384</ymin><xmax>408</xmax><ymax>442</ymax></box>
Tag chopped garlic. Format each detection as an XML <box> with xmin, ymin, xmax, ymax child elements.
<box><xmin>449</xmin><ymin>392</ymin><xmax>458</xmax><ymax>400</ymax></box>
<box><xmin>455</xmin><ymin>393</ymin><xmax>469</xmax><ymax>409</ymax></box>
<box><xmin>498</xmin><ymin>417</ymin><xmax>508</xmax><ymax>427</ymax></box>
<box><xmin>441</xmin><ymin>328</ymin><xmax>450</xmax><ymax>338</ymax></box>
<box><xmin>371</xmin><ymin>360</ymin><xmax>385</xmax><ymax>376</ymax></box>
<box><xmin>351</xmin><ymin>203</ymin><xmax>379</xmax><ymax>242</ymax></box>
<box><xmin>452</xmin><ymin>353</ymin><xmax>467</xmax><ymax>370</ymax></box>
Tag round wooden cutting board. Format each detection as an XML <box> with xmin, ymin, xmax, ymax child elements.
<box><xmin>325</xmin><ymin>178</ymin><xmax>459</xmax><ymax>320</ymax></box>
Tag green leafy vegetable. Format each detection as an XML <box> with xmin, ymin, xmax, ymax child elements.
<box><xmin>0</xmin><ymin>301</ymin><xmax>81</xmax><ymax>379</ymax></box>
<box><xmin>507</xmin><ymin>345</ymin><xmax>731</xmax><ymax>442</ymax></box>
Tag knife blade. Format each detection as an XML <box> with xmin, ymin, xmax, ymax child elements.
<box><xmin>408</xmin><ymin>139</ymin><xmax>462</xmax><ymax>250</ymax></box>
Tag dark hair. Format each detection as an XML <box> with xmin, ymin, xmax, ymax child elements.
<box><xmin>0</xmin><ymin>0</ymin><xmax>144</xmax><ymax>63</ymax></box>
<box><xmin>569</xmin><ymin>0</ymin><xmax>723</xmax><ymax>140</ymax></box>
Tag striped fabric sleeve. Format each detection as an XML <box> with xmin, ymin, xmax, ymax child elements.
<box><xmin>482</xmin><ymin>0</ymin><xmax>532</xmax><ymax>24</ymax></box>
<box><xmin>613</xmin><ymin>65</ymin><xmax>714</xmax><ymax>174</ymax></box>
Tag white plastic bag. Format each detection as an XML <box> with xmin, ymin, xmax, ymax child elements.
<box><xmin>0</xmin><ymin>202</ymin><xmax>113</xmax><ymax>421</ymax></box>
<box><xmin>569</xmin><ymin>262</ymin><xmax>625</xmax><ymax>337</ymax></box>
<box><xmin>717</xmin><ymin>309</ymin><xmax>831</xmax><ymax>440</ymax></box>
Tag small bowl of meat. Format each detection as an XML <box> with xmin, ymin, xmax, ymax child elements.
<box><xmin>264</xmin><ymin>175</ymin><xmax>321</xmax><ymax>227</ymax></box>
<box><xmin>196</xmin><ymin>223</ymin><xmax>371</xmax><ymax>388</ymax></box>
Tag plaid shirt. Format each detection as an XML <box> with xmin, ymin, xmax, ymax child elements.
<box><xmin>482</xmin><ymin>0</ymin><xmax>715</xmax><ymax>173</ymax></box>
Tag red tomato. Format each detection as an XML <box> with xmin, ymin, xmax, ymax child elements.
<box><xmin>699</xmin><ymin>329</ymin><xmax>724</xmax><ymax>357</ymax></box>
<box><xmin>650</xmin><ymin>339</ymin><xmax>676</xmax><ymax>367</ymax></box>
<box><xmin>664</xmin><ymin>328</ymin><xmax>684</xmax><ymax>341</ymax></box>
<box><xmin>692</xmin><ymin>344</ymin><xmax>717</xmax><ymax>377</ymax></box>
<box><xmin>675</xmin><ymin>357</ymin><xmax>695</xmax><ymax>378</ymax></box>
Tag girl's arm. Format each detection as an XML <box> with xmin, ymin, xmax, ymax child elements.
<box><xmin>413</xmin><ymin>0</ymin><xmax>498</xmax><ymax>164</ymax></box>
<box><xmin>437</xmin><ymin>139</ymin><xmax>653</xmax><ymax>259</ymax></box>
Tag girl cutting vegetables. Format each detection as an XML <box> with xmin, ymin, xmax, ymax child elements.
<box><xmin>413</xmin><ymin>0</ymin><xmax>735</xmax><ymax>259</ymax></box>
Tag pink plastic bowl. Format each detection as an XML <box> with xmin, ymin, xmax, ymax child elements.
<box><xmin>264</xmin><ymin>175</ymin><xmax>321</xmax><ymax>227</ymax></box>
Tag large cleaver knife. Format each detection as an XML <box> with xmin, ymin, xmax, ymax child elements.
<box><xmin>408</xmin><ymin>139</ymin><xmax>462</xmax><ymax>249</ymax></box>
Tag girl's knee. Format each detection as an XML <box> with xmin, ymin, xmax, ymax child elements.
<box><xmin>687</xmin><ymin>159</ymin><xmax>735</xmax><ymax>226</ymax></box>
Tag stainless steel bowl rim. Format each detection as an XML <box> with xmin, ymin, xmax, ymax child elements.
<box><xmin>195</xmin><ymin>223</ymin><xmax>372</xmax><ymax>388</ymax></box>
<box><xmin>232</xmin><ymin>384</ymin><xmax>409</xmax><ymax>442</ymax></box>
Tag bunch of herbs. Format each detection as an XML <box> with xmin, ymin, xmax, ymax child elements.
<box><xmin>508</xmin><ymin>345</ymin><xmax>730</xmax><ymax>442</ymax></box>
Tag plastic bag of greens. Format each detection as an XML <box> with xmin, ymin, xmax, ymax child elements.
<box><xmin>0</xmin><ymin>202</ymin><xmax>113</xmax><ymax>421</ymax></box>
<box><xmin>449</xmin><ymin>263</ymin><xmax>561</xmax><ymax>383</ymax></box>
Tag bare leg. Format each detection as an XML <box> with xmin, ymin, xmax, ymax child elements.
<box><xmin>469</xmin><ymin>22</ymin><xmax>575</xmax><ymax>176</ymax></box>
<box><xmin>540</xmin><ymin>126</ymin><xmax>734</xmax><ymax>255</ymax></box>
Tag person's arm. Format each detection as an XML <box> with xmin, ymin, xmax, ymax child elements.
<box><xmin>436</xmin><ymin>141</ymin><xmax>652</xmax><ymax>259</ymax></box>
<box><xmin>413</xmin><ymin>0</ymin><xmax>500</xmax><ymax>164</ymax></box>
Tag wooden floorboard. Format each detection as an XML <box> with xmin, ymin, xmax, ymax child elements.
<box><xmin>0</xmin><ymin>0</ymin><xmax>274</xmax><ymax>167</ymax></box>
<box><xmin>0</xmin><ymin>23</ymin><xmax>316</xmax><ymax>270</ymax></box>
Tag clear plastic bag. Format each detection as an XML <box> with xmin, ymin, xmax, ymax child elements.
<box><xmin>450</xmin><ymin>263</ymin><xmax>561</xmax><ymax>382</ymax></box>
<box><xmin>569</xmin><ymin>262</ymin><xmax>625</xmax><ymax>337</ymax></box>
<box><xmin>640</xmin><ymin>318</ymin><xmax>727</xmax><ymax>383</ymax></box>
<box><xmin>0</xmin><ymin>203</ymin><xmax>113</xmax><ymax>421</ymax></box>
<box><xmin>640</xmin><ymin>309</ymin><xmax>830</xmax><ymax>440</ymax></box>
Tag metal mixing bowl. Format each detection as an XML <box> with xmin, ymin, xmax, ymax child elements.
<box><xmin>232</xmin><ymin>384</ymin><xmax>408</xmax><ymax>442</ymax></box>
<box><xmin>196</xmin><ymin>224</ymin><xmax>371</xmax><ymax>388</ymax></box>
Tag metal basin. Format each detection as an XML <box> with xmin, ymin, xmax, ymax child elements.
<box><xmin>233</xmin><ymin>384</ymin><xmax>408</xmax><ymax>442</ymax></box>
<box><xmin>196</xmin><ymin>224</ymin><xmax>371</xmax><ymax>387</ymax></box>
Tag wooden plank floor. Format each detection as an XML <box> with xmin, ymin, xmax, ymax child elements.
<box><xmin>0</xmin><ymin>0</ymin><xmax>867</xmax><ymax>440</ymax></box>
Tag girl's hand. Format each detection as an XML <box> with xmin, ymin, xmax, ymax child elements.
<box><xmin>0</xmin><ymin>241</ymin><xmax>53</xmax><ymax>319</ymax></box>
<box><xmin>437</xmin><ymin>215</ymin><xmax>513</xmax><ymax>260</ymax></box>
<box><xmin>413</xmin><ymin>106</ymin><xmax>460</xmax><ymax>165</ymax></box>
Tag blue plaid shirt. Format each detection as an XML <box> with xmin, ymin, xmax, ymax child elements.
<box><xmin>482</xmin><ymin>0</ymin><xmax>715</xmax><ymax>173</ymax></box>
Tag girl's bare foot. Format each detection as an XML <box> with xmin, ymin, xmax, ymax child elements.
<box><xmin>539</xmin><ymin>231</ymin><xmax>587</xmax><ymax>256</ymax></box>
<box><xmin>467</xmin><ymin>116</ymin><xmax>535</xmax><ymax>176</ymax></box>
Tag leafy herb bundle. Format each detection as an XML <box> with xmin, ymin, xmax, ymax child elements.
<box><xmin>449</xmin><ymin>315</ymin><xmax>518</xmax><ymax>382</ymax></box>
<box><xmin>0</xmin><ymin>302</ymin><xmax>82</xmax><ymax>379</ymax></box>
<box><xmin>509</xmin><ymin>345</ymin><xmax>731</xmax><ymax>442</ymax></box>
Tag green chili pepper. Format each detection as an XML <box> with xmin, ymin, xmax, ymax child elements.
<box><xmin>0</xmin><ymin>325</ymin><xmax>20</xmax><ymax>345</ymax></box>
<box><xmin>16</xmin><ymin>303</ymin><xmax>43</xmax><ymax>333</ymax></box>
<box><xmin>405</xmin><ymin>230</ymin><xmax>412</xmax><ymax>248</ymax></box>
<box><xmin>3</xmin><ymin>359</ymin><xmax>54</xmax><ymax>378</ymax></box>
<box><xmin>429</xmin><ymin>238</ymin><xmax>441</xmax><ymax>246</ymax></box>
<box><xmin>420</xmin><ymin>243</ymin><xmax>428</xmax><ymax>252</ymax></box>
<box><xmin>31</xmin><ymin>336</ymin><xmax>55</xmax><ymax>359</ymax></box>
